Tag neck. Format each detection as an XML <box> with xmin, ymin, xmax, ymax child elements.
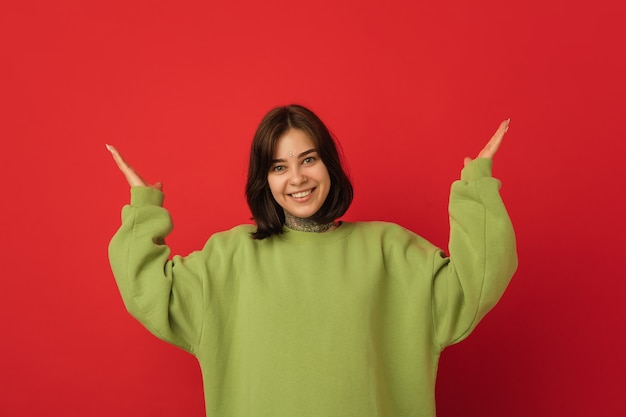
<box><xmin>284</xmin><ymin>212</ymin><xmax>337</xmax><ymax>233</ymax></box>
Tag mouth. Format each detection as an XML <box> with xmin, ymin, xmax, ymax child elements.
<box><xmin>288</xmin><ymin>188</ymin><xmax>315</xmax><ymax>199</ymax></box>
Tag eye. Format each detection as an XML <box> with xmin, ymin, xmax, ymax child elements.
<box><xmin>272</xmin><ymin>165</ymin><xmax>286</xmax><ymax>172</ymax></box>
<box><xmin>303</xmin><ymin>157</ymin><xmax>315</xmax><ymax>164</ymax></box>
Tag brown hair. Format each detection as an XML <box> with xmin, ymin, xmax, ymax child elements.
<box><xmin>246</xmin><ymin>104</ymin><xmax>353</xmax><ymax>240</ymax></box>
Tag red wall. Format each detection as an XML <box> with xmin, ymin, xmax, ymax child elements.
<box><xmin>2</xmin><ymin>1</ymin><xmax>624</xmax><ymax>416</ymax></box>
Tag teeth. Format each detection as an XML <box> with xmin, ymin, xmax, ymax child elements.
<box><xmin>291</xmin><ymin>190</ymin><xmax>312</xmax><ymax>198</ymax></box>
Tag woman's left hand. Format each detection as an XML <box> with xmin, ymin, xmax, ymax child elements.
<box><xmin>464</xmin><ymin>119</ymin><xmax>510</xmax><ymax>167</ymax></box>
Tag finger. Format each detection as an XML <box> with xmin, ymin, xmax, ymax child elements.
<box><xmin>106</xmin><ymin>144</ymin><xmax>125</xmax><ymax>169</ymax></box>
<box><xmin>106</xmin><ymin>144</ymin><xmax>137</xmax><ymax>178</ymax></box>
<box><xmin>463</xmin><ymin>157</ymin><xmax>472</xmax><ymax>167</ymax></box>
<box><xmin>106</xmin><ymin>144</ymin><xmax>147</xmax><ymax>187</ymax></box>
<box><xmin>106</xmin><ymin>144</ymin><xmax>132</xmax><ymax>171</ymax></box>
<box><xmin>477</xmin><ymin>118</ymin><xmax>510</xmax><ymax>159</ymax></box>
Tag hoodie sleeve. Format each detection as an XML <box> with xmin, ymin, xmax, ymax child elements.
<box><xmin>108</xmin><ymin>186</ymin><xmax>204</xmax><ymax>354</ymax></box>
<box><xmin>432</xmin><ymin>158</ymin><xmax>518</xmax><ymax>348</ymax></box>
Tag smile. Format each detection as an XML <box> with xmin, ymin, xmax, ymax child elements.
<box><xmin>289</xmin><ymin>189</ymin><xmax>314</xmax><ymax>198</ymax></box>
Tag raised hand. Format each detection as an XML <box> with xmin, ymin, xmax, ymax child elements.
<box><xmin>464</xmin><ymin>119</ymin><xmax>510</xmax><ymax>167</ymax></box>
<box><xmin>106</xmin><ymin>144</ymin><xmax>163</xmax><ymax>191</ymax></box>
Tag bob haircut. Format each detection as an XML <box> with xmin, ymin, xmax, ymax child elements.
<box><xmin>246</xmin><ymin>104</ymin><xmax>353</xmax><ymax>240</ymax></box>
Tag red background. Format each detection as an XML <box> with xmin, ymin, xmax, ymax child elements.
<box><xmin>2</xmin><ymin>0</ymin><xmax>625</xmax><ymax>416</ymax></box>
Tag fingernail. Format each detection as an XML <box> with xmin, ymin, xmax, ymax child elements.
<box><xmin>105</xmin><ymin>144</ymin><xmax>113</xmax><ymax>152</ymax></box>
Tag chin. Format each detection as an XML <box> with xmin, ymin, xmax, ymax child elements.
<box><xmin>285</xmin><ymin>206</ymin><xmax>322</xmax><ymax>219</ymax></box>
<box><xmin>290</xmin><ymin>211</ymin><xmax>317</xmax><ymax>219</ymax></box>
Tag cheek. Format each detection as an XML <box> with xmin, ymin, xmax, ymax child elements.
<box><xmin>317</xmin><ymin>169</ymin><xmax>332</xmax><ymax>201</ymax></box>
<box><xmin>267</xmin><ymin>177</ymin><xmax>282</xmax><ymax>199</ymax></box>
<box><xmin>320</xmin><ymin>167</ymin><xmax>332</xmax><ymax>188</ymax></box>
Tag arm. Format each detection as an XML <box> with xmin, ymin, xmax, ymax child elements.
<box><xmin>432</xmin><ymin>120</ymin><xmax>518</xmax><ymax>348</ymax></box>
<box><xmin>107</xmin><ymin>146</ymin><xmax>203</xmax><ymax>354</ymax></box>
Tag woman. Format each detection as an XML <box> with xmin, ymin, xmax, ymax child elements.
<box><xmin>108</xmin><ymin>104</ymin><xmax>517</xmax><ymax>417</ymax></box>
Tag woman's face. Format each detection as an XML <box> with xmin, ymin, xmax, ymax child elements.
<box><xmin>267</xmin><ymin>128</ymin><xmax>331</xmax><ymax>219</ymax></box>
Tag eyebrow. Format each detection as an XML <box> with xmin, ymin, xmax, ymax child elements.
<box><xmin>271</xmin><ymin>148</ymin><xmax>318</xmax><ymax>164</ymax></box>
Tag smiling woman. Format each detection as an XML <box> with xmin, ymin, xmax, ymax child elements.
<box><xmin>246</xmin><ymin>104</ymin><xmax>353</xmax><ymax>238</ymax></box>
<box><xmin>107</xmin><ymin>104</ymin><xmax>517</xmax><ymax>417</ymax></box>
<box><xmin>267</xmin><ymin>128</ymin><xmax>333</xmax><ymax>228</ymax></box>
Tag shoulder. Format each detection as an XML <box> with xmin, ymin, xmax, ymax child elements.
<box><xmin>207</xmin><ymin>224</ymin><xmax>255</xmax><ymax>241</ymax></box>
<box><xmin>346</xmin><ymin>222</ymin><xmax>441</xmax><ymax>270</ymax></box>
<box><xmin>199</xmin><ymin>224</ymin><xmax>257</xmax><ymax>251</ymax></box>
<box><xmin>348</xmin><ymin>221</ymin><xmax>436</xmax><ymax>249</ymax></box>
<box><xmin>349</xmin><ymin>221</ymin><xmax>414</xmax><ymax>237</ymax></box>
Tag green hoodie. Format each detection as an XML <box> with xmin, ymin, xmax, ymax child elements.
<box><xmin>109</xmin><ymin>158</ymin><xmax>517</xmax><ymax>417</ymax></box>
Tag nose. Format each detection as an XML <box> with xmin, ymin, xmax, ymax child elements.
<box><xmin>289</xmin><ymin>168</ymin><xmax>307</xmax><ymax>186</ymax></box>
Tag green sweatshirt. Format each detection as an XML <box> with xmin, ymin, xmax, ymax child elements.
<box><xmin>109</xmin><ymin>158</ymin><xmax>517</xmax><ymax>417</ymax></box>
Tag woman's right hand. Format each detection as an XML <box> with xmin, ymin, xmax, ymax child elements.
<box><xmin>106</xmin><ymin>144</ymin><xmax>163</xmax><ymax>191</ymax></box>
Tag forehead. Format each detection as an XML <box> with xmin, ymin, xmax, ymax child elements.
<box><xmin>273</xmin><ymin>128</ymin><xmax>316</xmax><ymax>157</ymax></box>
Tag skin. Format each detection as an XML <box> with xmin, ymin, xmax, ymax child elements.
<box><xmin>267</xmin><ymin>128</ymin><xmax>333</xmax><ymax>231</ymax></box>
<box><xmin>107</xmin><ymin>118</ymin><xmax>510</xmax><ymax>231</ymax></box>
